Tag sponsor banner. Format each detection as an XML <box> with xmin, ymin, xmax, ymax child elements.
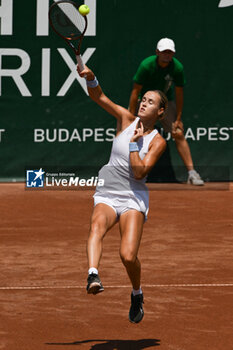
<box><xmin>1</xmin><ymin>0</ymin><xmax>233</xmax><ymax>181</ymax></box>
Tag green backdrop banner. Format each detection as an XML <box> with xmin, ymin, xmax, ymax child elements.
<box><xmin>0</xmin><ymin>0</ymin><xmax>232</xmax><ymax>182</ymax></box>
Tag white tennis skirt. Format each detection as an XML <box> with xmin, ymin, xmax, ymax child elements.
<box><xmin>93</xmin><ymin>190</ymin><xmax>149</xmax><ymax>221</ymax></box>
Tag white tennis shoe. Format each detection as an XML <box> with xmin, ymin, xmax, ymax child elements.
<box><xmin>187</xmin><ymin>170</ymin><xmax>204</xmax><ymax>186</ymax></box>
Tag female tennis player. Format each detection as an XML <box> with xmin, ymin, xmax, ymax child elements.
<box><xmin>77</xmin><ymin>64</ymin><xmax>167</xmax><ymax>323</ymax></box>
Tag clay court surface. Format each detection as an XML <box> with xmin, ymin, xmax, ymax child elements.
<box><xmin>0</xmin><ymin>183</ymin><xmax>233</xmax><ymax>350</ymax></box>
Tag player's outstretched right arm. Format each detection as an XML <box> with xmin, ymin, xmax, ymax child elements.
<box><xmin>77</xmin><ymin>65</ymin><xmax>135</xmax><ymax>126</ymax></box>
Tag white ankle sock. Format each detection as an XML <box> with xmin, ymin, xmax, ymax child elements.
<box><xmin>88</xmin><ymin>267</ymin><xmax>98</xmax><ymax>275</ymax></box>
<box><xmin>133</xmin><ymin>287</ymin><xmax>143</xmax><ymax>296</ymax></box>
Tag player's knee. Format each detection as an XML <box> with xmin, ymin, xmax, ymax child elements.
<box><xmin>120</xmin><ymin>249</ymin><xmax>137</xmax><ymax>266</ymax></box>
<box><xmin>89</xmin><ymin>216</ymin><xmax>107</xmax><ymax>237</ymax></box>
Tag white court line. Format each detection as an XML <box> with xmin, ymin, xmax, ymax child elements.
<box><xmin>0</xmin><ymin>283</ymin><xmax>233</xmax><ymax>290</ymax></box>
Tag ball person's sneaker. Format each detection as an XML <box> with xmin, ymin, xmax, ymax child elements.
<box><xmin>129</xmin><ymin>292</ymin><xmax>144</xmax><ymax>323</ymax></box>
<box><xmin>86</xmin><ymin>273</ymin><xmax>104</xmax><ymax>295</ymax></box>
<box><xmin>187</xmin><ymin>170</ymin><xmax>204</xmax><ymax>186</ymax></box>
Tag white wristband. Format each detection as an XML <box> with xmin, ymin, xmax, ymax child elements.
<box><xmin>129</xmin><ymin>142</ymin><xmax>139</xmax><ymax>152</ymax></box>
<box><xmin>86</xmin><ymin>76</ymin><xmax>99</xmax><ymax>88</ymax></box>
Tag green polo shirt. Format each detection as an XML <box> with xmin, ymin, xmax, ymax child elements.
<box><xmin>133</xmin><ymin>55</ymin><xmax>186</xmax><ymax>101</ymax></box>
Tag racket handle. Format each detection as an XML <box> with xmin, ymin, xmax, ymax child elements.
<box><xmin>76</xmin><ymin>55</ymin><xmax>85</xmax><ymax>72</ymax></box>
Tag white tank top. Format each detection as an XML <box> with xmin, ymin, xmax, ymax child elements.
<box><xmin>109</xmin><ymin>117</ymin><xmax>158</xmax><ymax>178</ymax></box>
<box><xmin>96</xmin><ymin>117</ymin><xmax>158</xmax><ymax>197</ymax></box>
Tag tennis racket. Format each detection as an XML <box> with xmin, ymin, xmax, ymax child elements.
<box><xmin>49</xmin><ymin>0</ymin><xmax>88</xmax><ymax>71</ymax></box>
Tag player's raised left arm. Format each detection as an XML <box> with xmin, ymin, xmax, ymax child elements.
<box><xmin>129</xmin><ymin>123</ymin><xmax>166</xmax><ymax>180</ymax></box>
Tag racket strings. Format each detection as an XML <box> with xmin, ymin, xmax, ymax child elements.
<box><xmin>49</xmin><ymin>2</ymin><xmax>86</xmax><ymax>40</ymax></box>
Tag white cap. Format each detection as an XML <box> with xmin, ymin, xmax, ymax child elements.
<box><xmin>157</xmin><ymin>38</ymin><xmax>176</xmax><ymax>53</ymax></box>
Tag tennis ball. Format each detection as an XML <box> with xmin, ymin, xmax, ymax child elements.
<box><xmin>79</xmin><ymin>4</ymin><xmax>90</xmax><ymax>16</ymax></box>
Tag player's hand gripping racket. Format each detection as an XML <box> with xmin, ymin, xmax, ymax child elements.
<box><xmin>49</xmin><ymin>0</ymin><xmax>88</xmax><ymax>71</ymax></box>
